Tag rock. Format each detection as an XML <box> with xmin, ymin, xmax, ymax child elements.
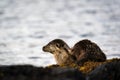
<box><xmin>87</xmin><ymin>59</ymin><xmax>120</xmax><ymax>80</ymax></box>
<box><xmin>78</xmin><ymin>58</ymin><xmax>120</xmax><ymax>74</ymax></box>
<box><xmin>0</xmin><ymin>58</ymin><xmax>120</xmax><ymax>80</ymax></box>
<box><xmin>0</xmin><ymin>65</ymin><xmax>85</xmax><ymax>80</ymax></box>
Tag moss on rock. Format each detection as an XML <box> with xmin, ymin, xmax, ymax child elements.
<box><xmin>48</xmin><ymin>58</ymin><xmax>120</xmax><ymax>75</ymax></box>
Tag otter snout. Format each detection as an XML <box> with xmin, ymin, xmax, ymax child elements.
<box><xmin>42</xmin><ymin>46</ymin><xmax>48</xmax><ymax>52</ymax></box>
<box><xmin>42</xmin><ymin>46</ymin><xmax>45</xmax><ymax>51</ymax></box>
<box><xmin>42</xmin><ymin>45</ymin><xmax>53</xmax><ymax>53</ymax></box>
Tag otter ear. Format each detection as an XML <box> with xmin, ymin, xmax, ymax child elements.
<box><xmin>63</xmin><ymin>45</ymin><xmax>71</xmax><ymax>52</ymax></box>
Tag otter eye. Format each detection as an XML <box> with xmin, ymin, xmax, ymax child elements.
<box><xmin>56</xmin><ymin>43</ymin><xmax>60</xmax><ymax>47</ymax></box>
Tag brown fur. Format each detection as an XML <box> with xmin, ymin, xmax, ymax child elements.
<box><xmin>42</xmin><ymin>39</ymin><xmax>75</xmax><ymax>65</ymax></box>
<box><xmin>71</xmin><ymin>39</ymin><xmax>106</xmax><ymax>65</ymax></box>
<box><xmin>43</xmin><ymin>39</ymin><xmax>106</xmax><ymax>65</ymax></box>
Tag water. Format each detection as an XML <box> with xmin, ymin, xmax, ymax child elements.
<box><xmin>0</xmin><ymin>0</ymin><xmax>120</xmax><ymax>67</ymax></box>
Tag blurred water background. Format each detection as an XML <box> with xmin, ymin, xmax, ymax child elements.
<box><xmin>0</xmin><ymin>0</ymin><xmax>120</xmax><ymax>66</ymax></box>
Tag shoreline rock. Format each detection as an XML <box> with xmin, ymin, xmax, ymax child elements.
<box><xmin>87</xmin><ymin>59</ymin><xmax>120</xmax><ymax>80</ymax></box>
<box><xmin>0</xmin><ymin>65</ymin><xmax>85</xmax><ymax>80</ymax></box>
<box><xmin>0</xmin><ymin>58</ymin><xmax>120</xmax><ymax>80</ymax></box>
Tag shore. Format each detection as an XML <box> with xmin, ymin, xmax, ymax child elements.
<box><xmin>0</xmin><ymin>58</ymin><xmax>120</xmax><ymax>80</ymax></box>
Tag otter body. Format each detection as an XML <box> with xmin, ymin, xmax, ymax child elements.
<box><xmin>43</xmin><ymin>39</ymin><xmax>106</xmax><ymax>65</ymax></box>
<box><xmin>71</xmin><ymin>39</ymin><xmax>106</xmax><ymax>64</ymax></box>
<box><xmin>42</xmin><ymin>39</ymin><xmax>75</xmax><ymax>65</ymax></box>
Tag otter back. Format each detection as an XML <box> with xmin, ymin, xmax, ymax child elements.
<box><xmin>71</xmin><ymin>39</ymin><xmax>106</xmax><ymax>65</ymax></box>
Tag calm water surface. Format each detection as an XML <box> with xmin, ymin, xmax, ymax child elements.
<box><xmin>0</xmin><ymin>0</ymin><xmax>120</xmax><ymax>66</ymax></box>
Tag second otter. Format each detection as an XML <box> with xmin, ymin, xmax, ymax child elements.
<box><xmin>71</xmin><ymin>39</ymin><xmax>106</xmax><ymax>64</ymax></box>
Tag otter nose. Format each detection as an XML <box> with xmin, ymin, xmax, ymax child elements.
<box><xmin>42</xmin><ymin>46</ymin><xmax>46</xmax><ymax>51</ymax></box>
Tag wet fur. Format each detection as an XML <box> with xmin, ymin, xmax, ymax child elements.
<box><xmin>43</xmin><ymin>39</ymin><xmax>75</xmax><ymax>65</ymax></box>
<box><xmin>71</xmin><ymin>39</ymin><xmax>106</xmax><ymax>64</ymax></box>
<box><xmin>43</xmin><ymin>39</ymin><xmax>106</xmax><ymax>65</ymax></box>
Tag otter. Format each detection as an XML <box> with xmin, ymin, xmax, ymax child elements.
<box><xmin>71</xmin><ymin>39</ymin><xmax>106</xmax><ymax>65</ymax></box>
<box><xmin>43</xmin><ymin>39</ymin><xmax>106</xmax><ymax>65</ymax></box>
<box><xmin>42</xmin><ymin>39</ymin><xmax>76</xmax><ymax>65</ymax></box>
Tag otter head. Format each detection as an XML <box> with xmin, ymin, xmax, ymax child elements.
<box><xmin>42</xmin><ymin>39</ymin><xmax>71</xmax><ymax>54</ymax></box>
<box><xmin>43</xmin><ymin>39</ymin><xmax>76</xmax><ymax>65</ymax></box>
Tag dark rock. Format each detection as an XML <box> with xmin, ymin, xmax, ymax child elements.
<box><xmin>0</xmin><ymin>65</ymin><xmax>85</xmax><ymax>80</ymax></box>
<box><xmin>0</xmin><ymin>58</ymin><xmax>120</xmax><ymax>80</ymax></box>
<box><xmin>87</xmin><ymin>60</ymin><xmax>120</xmax><ymax>80</ymax></box>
